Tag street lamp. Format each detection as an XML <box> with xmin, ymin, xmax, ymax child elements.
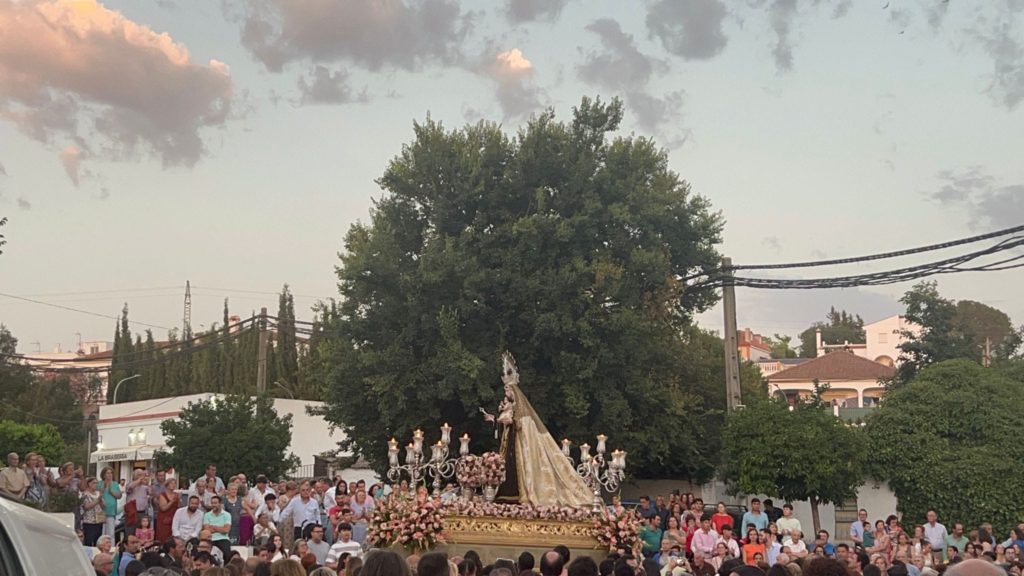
<box><xmin>111</xmin><ymin>374</ymin><xmax>141</xmax><ymax>404</ymax></box>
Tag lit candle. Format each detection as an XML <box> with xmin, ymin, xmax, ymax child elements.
<box><xmin>441</xmin><ymin>423</ymin><xmax>452</xmax><ymax>445</ymax></box>
<box><xmin>431</xmin><ymin>442</ymin><xmax>444</xmax><ymax>462</ymax></box>
<box><xmin>596</xmin><ymin>434</ymin><xmax>607</xmax><ymax>455</ymax></box>
<box><xmin>406</xmin><ymin>443</ymin><xmax>417</xmax><ymax>464</ymax></box>
<box><xmin>562</xmin><ymin>438</ymin><xmax>572</xmax><ymax>456</ymax></box>
<box><xmin>388</xmin><ymin>438</ymin><xmax>399</xmax><ymax>451</ymax></box>
<box><xmin>388</xmin><ymin>447</ymin><xmax>399</xmax><ymax>467</ymax></box>
<box><xmin>580</xmin><ymin>443</ymin><xmax>591</xmax><ymax>460</ymax></box>
<box><xmin>413</xmin><ymin>430</ymin><xmax>423</xmax><ymax>454</ymax></box>
<box><xmin>459</xmin><ymin>434</ymin><xmax>471</xmax><ymax>456</ymax></box>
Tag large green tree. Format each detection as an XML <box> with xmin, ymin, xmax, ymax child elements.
<box><xmin>0</xmin><ymin>421</ymin><xmax>66</xmax><ymax>462</ymax></box>
<box><xmin>798</xmin><ymin>307</ymin><xmax>865</xmax><ymax>357</ymax></box>
<box><xmin>953</xmin><ymin>300</ymin><xmax>1021</xmax><ymax>360</ymax></box>
<box><xmin>720</xmin><ymin>390</ymin><xmax>867</xmax><ymax>533</ymax></box>
<box><xmin>317</xmin><ymin>98</ymin><xmax>726</xmax><ymax>479</ymax></box>
<box><xmin>865</xmin><ymin>360</ymin><xmax>1024</xmax><ymax>533</ymax></box>
<box><xmin>895</xmin><ymin>283</ymin><xmax>1022</xmax><ymax>384</ymax></box>
<box><xmin>156</xmin><ymin>395</ymin><xmax>299</xmax><ymax>481</ymax></box>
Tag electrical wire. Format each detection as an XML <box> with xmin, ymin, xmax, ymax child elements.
<box><xmin>10</xmin><ymin>328</ymin><xmax>250</xmax><ymax>374</ymax></box>
<box><xmin>696</xmin><ymin>234</ymin><xmax>1024</xmax><ymax>290</ymax></box>
<box><xmin>6</xmin><ymin>316</ymin><xmax>258</xmax><ymax>364</ymax></box>
<box><xmin>727</xmin><ymin>223</ymin><xmax>1024</xmax><ymax>271</ymax></box>
<box><xmin>0</xmin><ymin>291</ymin><xmax>170</xmax><ymax>330</ymax></box>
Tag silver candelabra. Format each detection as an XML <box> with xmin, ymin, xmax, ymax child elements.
<box><xmin>386</xmin><ymin>424</ymin><xmax>470</xmax><ymax>497</ymax></box>
<box><xmin>562</xmin><ymin>435</ymin><xmax>627</xmax><ymax>514</ymax></box>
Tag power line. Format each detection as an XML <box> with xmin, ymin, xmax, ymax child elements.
<box><xmin>727</xmin><ymin>224</ymin><xmax>1024</xmax><ymax>272</ymax></box>
<box><xmin>10</xmin><ymin>286</ymin><xmax>184</xmax><ymax>298</ymax></box>
<box><xmin>6</xmin><ymin>316</ymin><xmax>258</xmax><ymax>364</ymax></box>
<box><xmin>191</xmin><ymin>286</ymin><xmax>332</xmax><ymax>300</ymax></box>
<box><xmin>699</xmin><ymin>234</ymin><xmax>1024</xmax><ymax>290</ymax></box>
<box><xmin>0</xmin><ymin>292</ymin><xmax>170</xmax><ymax>330</ymax></box>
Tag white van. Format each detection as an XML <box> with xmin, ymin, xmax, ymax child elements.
<box><xmin>0</xmin><ymin>494</ymin><xmax>94</xmax><ymax>575</ymax></box>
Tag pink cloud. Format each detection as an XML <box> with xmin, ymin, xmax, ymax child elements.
<box><xmin>0</xmin><ymin>0</ymin><xmax>233</xmax><ymax>167</ymax></box>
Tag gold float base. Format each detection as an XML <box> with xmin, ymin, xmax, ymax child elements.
<box><xmin>436</xmin><ymin>515</ymin><xmax>608</xmax><ymax>563</ymax></box>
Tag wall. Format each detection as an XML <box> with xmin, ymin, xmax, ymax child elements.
<box><xmin>864</xmin><ymin>316</ymin><xmax>918</xmax><ymax>366</ymax></box>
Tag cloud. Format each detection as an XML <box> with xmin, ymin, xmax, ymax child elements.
<box><xmin>505</xmin><ymin>0</ymin><xmax>570</xmax><ymax>23</ymax></box>
<box><xmin>577</xmin><ymin>18</ymin><xmax>686</xmax><ymax>146</ymax></box>
<box><xmin>0</xmin><ymin>0</ymin><xmax>233</xmax><ymax>168</ymax></box>
<box><xmin>475</xmin><ymin>48</ymin><xmax>545</xmax><ymax>120</ymax></box>
<box><xmin>975</xmin><ymin>17</ymin><xmax>1024</xmax><ymax>110</ymax></box>
<box><xmin>646</xmin><ymin>0</ymin><xmax>729</xmax><ymax>61</ymax></box>
<box><xmin>579</xmin><ymin>19</ymin><xmax>666</xmax><ymax>90</ymax></box>
<box><xmin>762</xmin><ymin>236</ymin><xmax>782</xmax><ymax>253</ymax></box>
<box><xmin>16</xmin><ymin>197</ymin><xmax>30</xmax><ymax>210</ymax></box>
<box><xmin>932</xmin><ymin>168</ymin><xmax>1024</xmax><ymax>229</ymax></box>
<box><xmin>767</xmin><ymin>0</ymin><xmax>798</xmax><ymax>72</ymax></box>
<box><xmin>232</xmin><ymin>0</ymin><xmax>471</xmax><ymax>73</ymax></box>
<box><xmin>59</xmin><ymin>144</ymin><xmax>85</xmax><ymax>186</ymax></box>
<box><xmin>297</xmin><ymin>65</ymin><xmax>368</xmax><ymax>105</ymax></box>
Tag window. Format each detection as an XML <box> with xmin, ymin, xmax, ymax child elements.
<box><xmin>877</xmin><ymin>332</ymin><xmax>888</xmax><ymax>344</ymax></box>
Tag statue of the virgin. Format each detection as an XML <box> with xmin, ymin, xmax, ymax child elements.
<box><xmin>481</xmin><ymin>352</ymin><xmax>593</xmax><ymax>508</ymax></box>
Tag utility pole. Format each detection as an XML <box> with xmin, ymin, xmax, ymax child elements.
<box><xmin>256</xmin><ymin>307</ymin><xmax>268</xmax><ymax>395</ymax></box>
<box><xmin>722</xmin><ymin>257</ymin><xmax>742</xmax><ymax>409</ymax></box>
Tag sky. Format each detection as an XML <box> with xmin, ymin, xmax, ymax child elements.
<box><xmin>1</xmin><ymin>0</ymin><xmax>1023</xmax><ymax>354</ymax></box>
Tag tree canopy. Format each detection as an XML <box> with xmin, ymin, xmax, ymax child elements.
<box><xmin>798</xmin><ymin>308</ymin><xmax>865</xmax><ymax>357</ymax></box>
<box><xmin>895</xmin><ymin>282</ymin><xmax>1021</xmax><ymax>383</ymax></box>
<box><xmin>720</xmin><ymin>390</ymin><xmax>867</xmax><ymax>533</ymax></box>
<box><xmin>0</xmin><ymin>420</ymin><xmax>66</xmax><ymax>462</ymax></box>
<box><xmin>156</xmin><ymin>395</ymin><xmax>299</xmax><ymax>481</ymax></box>
<box><xmin>317</xmin><ymin>97</ymin><xmax>729</xmax><ymax>480</ymax></box>
<box><xmin>0</xmin><ymin>325</ymin><xmax>86</xmax><ymax>452</ymax></box>
<box><xmin>865</xmin><ymin>360</ymin><xmax>1024</xmax><ymax>534</ymax></box>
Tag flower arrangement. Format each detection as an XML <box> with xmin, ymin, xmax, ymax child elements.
<box><xmin>480</xmin><ymin>451</ymin><xmax>506</xmax><ymax>486</ymax></box>
<box><xmin>367</xmin><ymin>497</ymin><xmax>446</xmax><ymax>552</ymax></box>
<box><xmin>456</xmin><ymin>455</ymin><xmax>483</xmax><ymax>488</ymax></box>
<box><xmin>591</xmin><ymin>509</ymin><xmax>641</xmax><ymax>551</ymax></box>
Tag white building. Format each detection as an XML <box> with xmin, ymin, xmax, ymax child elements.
<box><xmin>90</xmin><ymin>393</ymin><xmax>371</xmax><ymax>483</ymax></box>
<box><xmin>817</xmin><ymin>315</ymin><xmax>919</xmax><ymax>367</ymax></box>
<box><xmin>769</xmin><ymin>350</ymin><xmax>896</xmax><ymax>408</ymax></box>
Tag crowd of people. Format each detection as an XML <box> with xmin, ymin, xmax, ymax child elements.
<box><xmin>630</xmin><ymin>494</ymin><xmax>1024</xmax><ymax>576</ymax></box>
<box><xmin>5</xmin><ymin>451</ymin><xmax>1024</xmax><ymax>576</ymax></box>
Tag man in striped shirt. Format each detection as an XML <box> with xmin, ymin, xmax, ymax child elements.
<box><xmin>326</xmin><ymin>522</ymin><xmax>363</xmax><ymax>570</ymax></box>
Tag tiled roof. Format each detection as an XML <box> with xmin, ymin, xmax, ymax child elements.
<box><xmin>768</xmin><ymin>350</ymin><xmax>896</xmax><ymax>382</ymax></box>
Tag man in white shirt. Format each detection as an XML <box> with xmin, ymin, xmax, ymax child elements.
<box><xmin>784</xmin><ymin>530</ymin><xmax>808</xmax><ymax>558</ymax></box>
<box><xmin>922</xmin><ymin>510</ymin><xmax>948</xmax><ymax>564</ymax></box>
<box><xmin>256</xmin><ymin>493</ymin><xmax>282</xmax><ymax>524</ymax></box>
<box><xmin>171</xmin><ymin>495</ymin><xmax>205</xmax><ymax>541</ymax></box>
<box><xmin>776</xmin><ymin>504</ymin><xmax>801</xmax><ymax>540</ymax></box>
<box><xmin>717</xmin><ymin>525</ymin><xmax>741</xmax><ymax>558</ymax></box>
<box><xmin>280</xmin><ymin>480</ymin><xmax>321</xmax><ymax>539</ymax></box>
<box><xmin>326</xmin><ymin>522</ymin><xmax>363</xmax><ymax>570</ymax></box>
